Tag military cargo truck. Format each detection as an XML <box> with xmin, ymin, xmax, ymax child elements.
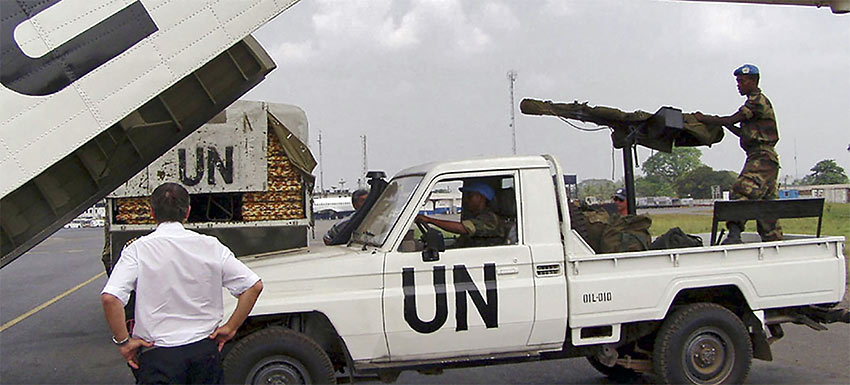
<box><xmin>103</xmin><ymin>101</ymin><xmax>316</xmax><ymax>272</ymax></box>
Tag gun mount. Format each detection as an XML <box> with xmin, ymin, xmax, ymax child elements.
<box><xmin>520</xmin><ymin>98</ymin><xmax>725</xmax><ymax>214</ymax></box>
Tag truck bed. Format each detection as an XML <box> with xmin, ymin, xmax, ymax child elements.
<box><xmin>566</xmin><ymin>235</ymin><xmax>846</xmax><ymax>329</ymax></box>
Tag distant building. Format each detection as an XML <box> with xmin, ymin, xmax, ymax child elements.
<box><xmin>421</xmin><ymin>191</ymin><xmax>462</xmax><ymax>215</ymax></box>
<box><xmin>782</xmin><ymin>184</ymin><xmax>850</xmax><ymax>204</ymax></box>
<box><xmin>779</xmin><ymin>189</ymin><xmax>800</xmax><ymax>199</ymax></box>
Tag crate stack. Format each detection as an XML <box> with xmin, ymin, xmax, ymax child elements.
<box><xmin>115</xmin><ymin>197</ymin><xmax>155</xmax><ymax>224</ymax></box>
<box><xmin>241</xmin><ymin>132</ymin><xmax>305</xmax><ymax>221</ymax></box>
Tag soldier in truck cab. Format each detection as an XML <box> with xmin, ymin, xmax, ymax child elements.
<box><xmin>415</xmin><ymin>181</ymin><xmax>507</xmax><ymax>248</ymax></box>
<box><xmin>323</xmin><ymin>188</ymin><xmax>369</xmax><ymax>245</ymax></box>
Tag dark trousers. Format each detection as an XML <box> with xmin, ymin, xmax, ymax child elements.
<box><xmin>133</xmin><ymin>338</ymin><xmax>223</xmax><ymax>384</ymax></box>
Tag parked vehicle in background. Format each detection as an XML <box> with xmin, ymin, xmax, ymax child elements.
<box><xmin>63</xmin><ymin>219</ymin><xmax>87</xmax><ymax>229</ymax></box>
<box><xmin>314</xmin><ymin>195</ymin><xmax>356</xmax><ymax>220</ymax></box>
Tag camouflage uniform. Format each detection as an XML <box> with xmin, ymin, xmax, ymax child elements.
<box><xmin>455</xmin><ymin>207</ymin><xmax>507</xmax><ymax>248</ymax></box>
<box><xmin>730</xmin><ymin>87</ymin><xmax>783</xmax><ymax>241</ymax></box>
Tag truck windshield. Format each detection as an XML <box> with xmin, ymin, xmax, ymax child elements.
<box><xmin>351</xmin><ymin>175</ymin><xmax>423</xmax><ymax>247</ymax></box>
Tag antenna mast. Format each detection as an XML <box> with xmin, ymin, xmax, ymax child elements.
<box><xmin>317</xmin><ymin>130</ymin><xmax>325</xmax><ymax>194</ymax></box>
<box><xmin>507</xmin><ymin>70</ymin><xmax>518</xmax><ymax>155</ymax></box>
<box><xmin>360</xmin><ymin>135</ymin><xmax>368</xmax><ymax>189</ymax></box>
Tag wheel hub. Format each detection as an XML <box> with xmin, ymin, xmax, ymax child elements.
<box><xmin>695</xmin><ymin>341</ymin><xmax>718</xmax><ymax>367</ymax></box>
<box><xmin>684</xmin><ymin>328</ymin><xmax>734</xmax><ymax>384</ymax></box>
<box><xmin>248</xmin><ymin>355</ymin><xmax>311</xmax><ymax>385</ymax></box>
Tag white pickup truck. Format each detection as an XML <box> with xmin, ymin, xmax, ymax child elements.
<box><xmin>221</xmin><ymin>155</ymin><xmax>847</xmax><ymax>385</ymax></box>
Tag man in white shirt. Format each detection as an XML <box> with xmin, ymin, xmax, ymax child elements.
<box><xmin>101</xmin><ymin>183</ymin><xmax>263</xmax><ymax>384</ymax></box>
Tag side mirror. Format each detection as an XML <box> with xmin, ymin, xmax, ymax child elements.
<box><xmin>421</xmin><ymin>228</ymin><xmax>445</xmax><ymax>262</ymax></box>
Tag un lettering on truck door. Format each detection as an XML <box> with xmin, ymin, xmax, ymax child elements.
<box><xmin>402</xmin><ymin>264</ymin><xmax>498</xmax><ymax>333</ymax></box>
<box><xmin>383</xmin><ymin>172</ymin><xmax>535</xmax><ymax>359</ymax></box>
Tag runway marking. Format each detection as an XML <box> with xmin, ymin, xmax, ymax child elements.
<box><xmin>0</xmin><ymin>271</ymin><xmax>105</xmax><ymax>333</ymax></box>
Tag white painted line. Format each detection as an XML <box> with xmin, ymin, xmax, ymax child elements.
<box><xmin>0</xmin><ymin>271</ymin><xmax>105</xmax><ymax>333</ymax></box>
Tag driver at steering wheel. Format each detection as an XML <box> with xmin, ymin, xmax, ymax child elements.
<box><xmin>415</xmin><ymin>181</ymin><xmax>507</xmax><ymax>248</ymax></box>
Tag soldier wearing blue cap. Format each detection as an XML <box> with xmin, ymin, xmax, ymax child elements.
<box><xmin>694</xmin><ymin>64</ymin><xmax>783</xmax><ymax>244</ymax></box>
<box><xmin>416</xmin><ymin>180</ymin><xmax>507</xmax><ymax>248</ymax></box>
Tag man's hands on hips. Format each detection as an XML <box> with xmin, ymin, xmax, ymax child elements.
<box><xmin>210</xmin><ymin>325</ymin><xmax>237</xmax><ymax>351</ymax></box>
<box><xmin>120</xmin><ymin>338</ymin><xmax>153</xmax><ymax>369</ymax></box>
<box><xmin>210</xmin><ymin>280</ymin><xmax>264</xmax><ymax>352</ymax></box>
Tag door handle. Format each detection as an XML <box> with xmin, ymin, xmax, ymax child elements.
<box><xmin>498</xmin><ymin>267</ymin><xmax>518</xmax><ymax>275</ymax></box>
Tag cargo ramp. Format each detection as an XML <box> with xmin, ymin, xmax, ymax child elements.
<box><xmin>0</xmin><ymin>0</ymin><xmax>301</xmax><ymax>267</ymax></box>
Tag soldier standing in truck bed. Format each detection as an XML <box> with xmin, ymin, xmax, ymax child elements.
<box><xmin>695</xmin><ymin>64</ymin><xmax>783</xmax><ymax>244</ymax></box>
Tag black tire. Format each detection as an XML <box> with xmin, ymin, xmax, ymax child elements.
<box><xmin>585</xmin><ymin>356</ymin><xmax>640</xmax><ymax>382</ymax></box>
<box><xmin>223</xmin><ymin>327</ymin><xmax>336</xmax><ymax>384</ymax></box>
<box><xmin>653</xmin><ymin>303</ymin><xmax>752</xmax><ymax>385</ymax></box>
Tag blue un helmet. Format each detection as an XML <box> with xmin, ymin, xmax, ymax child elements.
<box><xmin>461</xmin><ymin>181</ymin><xmax>496</xmax><ymax>201</ymax></box>
<box><xmin>733</xmin><ymin>64</ymin><xmax>759</xmax><ymax>76</ymax></box>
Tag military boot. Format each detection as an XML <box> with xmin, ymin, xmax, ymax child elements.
<box><xmin>722</xmin><ymin>222</ymin><xmax>743</xmax><ymax>245</ymax></box>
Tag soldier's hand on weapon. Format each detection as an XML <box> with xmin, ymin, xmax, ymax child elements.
<box><xmin>694</xmin><ymin>112</ymin><xmax>706</xmax><ymax>122</ymax></box>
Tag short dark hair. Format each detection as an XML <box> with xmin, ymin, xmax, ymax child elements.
<box><xmin>351</xmin><ymin>189</ymin><xmax>369</xmax><ymax>203</ymax></box>
<box><xmin>150</xmin><ymin>183</ymin><xmax>190</xmax><ymax>223</ymax></box>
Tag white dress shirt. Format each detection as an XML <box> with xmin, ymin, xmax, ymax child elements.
<box><xmin>102</xmin><ymin>222</ymin><xmax>260</xmax><ymax>347</ymax></box>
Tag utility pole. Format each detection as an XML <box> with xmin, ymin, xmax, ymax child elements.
<box><xmin>507</xmin><ymin>70</ymin><xmax>518</xmax><ymax>155</ymax></box>
<box><xmin>794</xmin><ymin>138</ymin><xmax>799</xmax><ymax>181</ymax></box>
<box><xmin>360</xmin><ymin>135</ymin><xmax>368</xmax><ymax>189</ymax></box>
<box><xmin>317</xmin><ymin>130</ymin><xmax>325</xmax><ymax>194</ymax></box>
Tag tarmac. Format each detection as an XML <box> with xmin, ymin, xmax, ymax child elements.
<box><xmin>0</xmin><ymin>221</ymin><xmax>847</xmax><ymax>384</ymax></box>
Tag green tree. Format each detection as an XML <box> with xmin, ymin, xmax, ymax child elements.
<box><xmin>641</xmin><ymin>147</ymin><xmax>704</xmax><ymax>186</ymax></box>
<box><xmin>635</xmin><ymin>175</ymin><xmax>674</xmax><ymax>197</ymax></box>
<box><xmin>800</xmin><ymin>159</ymin><xmax>849</xmax><ymax>185</ymax></box>
<box><xmin>578</xmin><ymin>179</ymin><xmax>618</xmax><ymax>200</ymax></box>
<box><xmin>676</xmin><ymin>166</ymin><xmax>737</xmax><ymax>198</ymax></box>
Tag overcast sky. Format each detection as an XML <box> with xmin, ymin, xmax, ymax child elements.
<box><xmin>245</xmin><ymin>0</ymin><xmax>849</xmax><ymax>190</ymax></box>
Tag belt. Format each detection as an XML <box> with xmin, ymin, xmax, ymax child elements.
<box><xmin>139</xmin><ymin>345</ymin><xmax>158</xmax><ymax>355</ymax></box>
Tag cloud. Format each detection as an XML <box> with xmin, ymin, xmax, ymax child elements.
<box><xmin>478</xmin><ymin>2</ymin><xmax>520</xmax><ymax>31</ymax></box>
<box><xmin>250</xmin><ymin>1</ymin><xmax>849</xmax><ymax>185</ymax></box>
<box><xmin>269</xmin><ymin>40</ymin><xmax>316</xmax><ymax>64</ymax></box>
<box><xmin>312</xmin><ymin>0</ymin><xmax>393</xmax><ymax>38</ymax></box>
<box><xmin>540</xmin><ymin>0</ymin><xmax>577</xmax><ymax>17</ymax></box>
<box><xmin>692</xmin><ymin>5</ymin><xmax>767</xmax><ymax>50</ymax></box>
<box><xmin>305</xmin><ymin>0</ymin><xmax>520</xmax><ymax>54</ymax></box>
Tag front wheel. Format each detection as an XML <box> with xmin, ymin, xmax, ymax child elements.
<box><xmin>653</xmin><ymin>303</ymin><xmax>752</xmax><ymax>385</ymax></box>
<box><xmin>223</xmin><ymin>327</ymin><xmax>336</xmax><ymax>384</ymax></box>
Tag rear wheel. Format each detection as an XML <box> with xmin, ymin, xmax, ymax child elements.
<box><xmin>223</xmin><ymin>327</ymin><xmax>336</xmax><ymax>384</ymax></box>
<box><xmin>653</xmin><ymin>303</ymin><xmax>752</xmax><ymax>384</ymax></box>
